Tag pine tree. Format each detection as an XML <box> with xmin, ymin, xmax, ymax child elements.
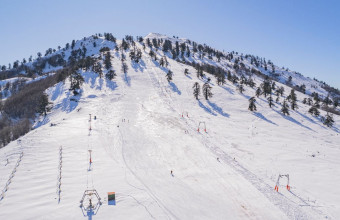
<box><xmin>322</xmin><ymin>113</ymin><xmax>334</xmax><ymax>127</ymax></box>
<box><xmin>121</xmin><ymin>62</ymin><xmax>128</xmax><ymax>74</ymax></box>
<box><xmin>237</xmin><ymin>84</ymin><xmax>245</xmax><ymax>93</ymax></box>
<box><xmin>166</xmin><ymin>70</ymin><xmax>173</xmax><ymax>82</ymax></box>
<box><xmin>70</xmin><ymin>70</ymin><xmax>84</xmax><ymax>95</ymax></box>
<box><xmin>104</xmin><ymin>52</ymin><xmax>112</xmax><ymax>70</ymax></box>
<box><xmin>184</xmin><ymin>68</ymin><xmax>189</xmax><ymax>75</ymax></box>
<box><xmin>256</xmin><ymin>87</ymin><xmax>262</xmax><ymax>97</ymax></box>
<box><xmin>202</xmin><ymin>82</ymin><xmax>212</xmax><ymax>100</ymax></box>
<box><xmin>302</xmin><ymin>98</ymin><xmax>307</xmax><ymax>104</ymax></box>
<box><xmin>247</xmin><ymin>78</ymin><xmax>256</xmax><ymax>88</ymax></box>
<box><xmin>308</xmin><ymin>105</ymin><xmax>320</xmax><ymax>116</ymax></box>
<box><xmin>307</xmin><ymin>97</ymin><xmax>313</xmax><ymax>106</ymax></box>
<box><xmin>227</xmin><ymin>71</ymin><xmax>232</xmax><ymax>81</ymax></box>
<box><xmin>267</xmin><ymin>94</ymin><xmax>274</xmax><ymax>108</ymax></box>
<box><xmin>278</xmin><ymin>86</ymin><xmax>285</xmax><ymax>96</ymax></box>
<box><xmin>192</xmin><ymin>82</ymin><xmax>200</xmax><ymax>100</ymax></box>
<box><xmin>276</xmin><ymin>95</ymin><xmax>280</xmax><ymax>103</ymax></box>
<box><xmin>261</xmin><ymin>79</ymin><xmax>272</xmax><ymax>97</ymax></box>
<box><xmin>248</xmin><ymin>97</ymin><xmax>257</xmax><ymax>111</ymax></box>
<box><xmin>159</xmin><ymin>57</ymin><xmax>164</xmax><ymax>67</ymax></box>
<box><xmin>289</xmin><ymin>89</ymin><xmax>298</xmax><ymax>110</ymax></box>
<box><xmin>323</xmin><ymin>95</ymin><xmax>332</xmax><ymax>106</ymax></box>
<box><xmin>105</xmin><ymin>70</ymin><xmax>116</xmax><ymax>80</ymax></box>
<box><xmin>216</xmin><ymin>70</ymin><xmax>225</xmax><ymax>85</ymax></box>
<box><xmin>71</xmin><ymin>40</ymin><xmax>76</xmax><ymax>49</ymax></box>
<box><xmin>281</xmin><ymin>99</ymin><xmax>290</xmax><ymax>115</ymax></box>
<box><xmin>37</xmin><ymin>93</ymin><xmax>52</xmax><ymax>116</ymax></box>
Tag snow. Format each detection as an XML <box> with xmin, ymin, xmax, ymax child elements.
<box><xmin>0</xmin><ymin>35</ymin><xmax>339</xmax><ymax>219</ymax></box>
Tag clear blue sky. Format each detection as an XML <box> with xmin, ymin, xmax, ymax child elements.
<box><xmin>1</xmin><ymin>0</ymin><xmax>339</xmax><ymax>89</ymax></box>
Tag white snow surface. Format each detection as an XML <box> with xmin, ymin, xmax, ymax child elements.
<box><xmin>0</xmin><ymin>38</ymin><xmax>340</xmax><ymax>220</ymax></box>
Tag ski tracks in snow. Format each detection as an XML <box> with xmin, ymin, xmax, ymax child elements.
<box><xmin>146</xmin><ymin>61</ymin><xmax>329</xmax><ymax>220</ymax></box>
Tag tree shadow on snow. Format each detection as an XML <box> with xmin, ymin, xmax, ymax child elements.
<box><xmin>51</xmin><ymin>82</ymin><xmax>64</xmax><ymax>101</ymax></box>
<box><xmin>221</xmin><ymin>85</ymin><xmax>234</xmax><ymax>95</ymax></box>
<box><xmin>169</xmin><ymin>82</ymin><xmax>181</xmax><ymax>95</ymax></box>
<box><xmin>185</xmin><ymin>74</ymin><xmax>192</xmax><ymax>80</ymax></box>
<box><xmin>105</xmin><ymin>78</ymin><xmax>117</xmax><ymax>90</ymax></box>
<box><xmin>207</xmin><ymin>101</ymin><xmax>229</xmax><ymax>118</ymax></box>
<box><xmin>253</xmin><ymin>112</ymin><xmax>277</xmax><ymax>125</ymax></box>
<box><xmin>198</xmin><ymin>100</ymin><xmax>217</xmax><ymax>116</ymax></box>
<box><xmin>273</xmin><ymin>109</ymin><xmax>314</xmax><ymax>132</ymax></box>
<box><xmin>151</xmin><ymin>59</ymin><xmax>170</xmax><ymax>74</ymax></box>
<box><xmin>83</xmin><ymin>72</ymin><xmax>97</xmax><ymax>88</ymax></box>
<box><xmin>122</xmin><ymin>72</ymin><xmax>131</xmax><ymax>87</ymax></box>
<box><xmin>60</xmin><ymin>90</ymin><xmax>81</xmax><ymax>113</ymax></box>
<box><xmin>131</xmin><ymin>60</ymin><xmax>146</xmax><ymax>73</ymax></box>
<box><xmin>96</xmin><ymin>78</ymin><xmax>104</xmax><ymax>90</ymax></box>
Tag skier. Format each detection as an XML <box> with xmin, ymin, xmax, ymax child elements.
<box><xmin>217</xmin><ymin>157</ymin><xmax>220</xmax><ymax>162</ymax></box>
<box><xmin>170</xmin><ymin>170</ymin><xmax>173</xmax><ymax>176</ymax></box>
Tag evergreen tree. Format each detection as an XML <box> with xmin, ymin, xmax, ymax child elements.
<box><xmin>184</xmin><ymin>68</ymin><xmax>189</xmax><ymax>75</ymax></box>
<box><xmin>307</xmin><ymin>97</ymin><xmax>313</xmax><ymax>106</ymax></box>
<box><xmin>313</xmin><ymin>92</ymin><xmax>320</xmax><ymax>102</ymax></box>
<box><xmin>149</xmin><ymin>50</ymin><xmax>156</xmax><ymax>60</ymax></box>
<box><xmin>256</xmin><ymin>87</ymin><xmax>262</xmax><ymax>97</ymax></box>
<box><xmin>308</xmin><ymin>105</ymin><xmax>320</xmax><ymax>116</ymax></box>
<box><xmin>93</xmin><ymin>62</ymin><xmax>103</xmax><ymax>78</ymax></box>
<box><xmin>248</xmin><ymin>97</ymin><xmax>257</xmax><ymax>111</ymax></box>
<box><xmin>302</xmin><ymin>98</ymin><xmax>307</xmax><ymax>104</ymax></box>
<box><xmin>276</xmin><ymin>95</ymin><xmax>280</xmax><ymax>103</ymax></box>
<box><xmin>278</xmin><ymin>86</ymin><xmax>285</xmax><ymax>96</ymax></box>
<box><xmin>202</xmin><ymin>82</ymin><xmax>213</xmax><ymax>100</ymax></box>
<box><xmin>237</xmin><ymin>84</ymin><xmax>245</xmax><ymax>93</ymax></box>
<box><xmin>323</xmin><ymin>95</ymin><xmax>332</xmax><ymax>106</ymax></box>
<box><xmin>314</xmin><ymin>100</ymin><xmax>320</xmax><ymax>108</ymax></box>
<box><xmin>281</xmin><ymin>99</ymin><xmax>290</xmax><ymax>115</ymax></box>
<box><xmin>71</xmin><ymin>40</ymin><xmax>76</xmax><ymax>49</ymax></box>
<box><xmin>227</xmin><ymin>71</ymin><xmax>232</xmax><ymax>81</ymax></box>
<box><xmin>247</xmin><ymin>78</ymin><xmax>256</xmax><ymax>88</ymax></box>
<box><xmin>166</xmin><ymin>70</ymin><xmax>173</xmax><ymax>82</ymax></box>
<box><xmin>104</xmin><ymin>52</ymin><xmax>112</xmax><ymax>70</ymax></box>
<box><xmin>105</xmin><ymin>70</ymin><xmax>116</xmax><ymax>80</ymax></box>
<box><xmin>159</xmin><ymin>57</ymin><xmax>164</xmax><ymax>67</ymax></box>
<box><xmin>192</xmin><ymin>82</ymin><xmax>200</xmax><ymax>100</ymax></box>
<box><xmin>267</xmin><ymin>94</ymin><xmax>274</xmax><ymax>108</ymax></box>
<box><xmin>121</xmin><ymin>62</ymin><xmax>128</xmax><ymax>73</ymax></box>
<box><xmin>333</xmin><ymin>98</ymin><xmax>339</xmax><ymax>108</ymax></box>
<box><xmin>289</xmin><ymin>89</ymin><xmax>298</xmax><ymax>110</ymax></box>
<box><xmin>70</xmin><ymin>70</ymin><xmax>84</xmax><ymax>95</ymax></box>
<box><xmin>322</xmin><ymin>113</ymin><xmax>334</xmax><ymax>127</ymax></box>
<box><xmin>261</xmin><ymin>79</ymin><xmax>272</xmax><ymax>97</ymax></box>
<box><xmin>37</xmin><ymin>93</ymin><xmax>52</xmax><ymax>116</ymax></box>
<box><xmin>216</xmin><ymin>70</ymin><xmax>225</xmax><ymax>85</ymax></box>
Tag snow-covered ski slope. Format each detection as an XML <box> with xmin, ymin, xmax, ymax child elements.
<box><xmin>0</xmin><ymin>34</ymin><xmax>340</xmax><ymax>220</ymax></box>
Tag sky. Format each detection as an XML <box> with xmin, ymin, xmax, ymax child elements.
<box><xmin>0</xmin><ymin>0</ymin><xmax>339</xmax><ymax>89</ymax></box>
